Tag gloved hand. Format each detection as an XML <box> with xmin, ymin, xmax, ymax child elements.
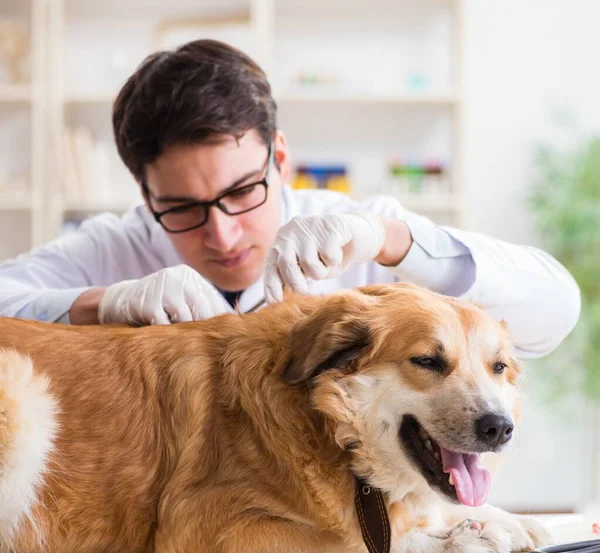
<box><xmin>264</xmin><ymin>212</ymin><xmax>386</xmax><ymax>303</ymax></box>
<box><xmin>98</xmin><ymin>264</ymin><xmax>228</xmax><ymax>325</ymax></box>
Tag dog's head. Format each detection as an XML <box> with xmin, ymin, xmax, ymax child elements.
<box><xmin>283</xmin><ymin>283</ymin><xmax>520</xmax><ymax>507</ymax></box>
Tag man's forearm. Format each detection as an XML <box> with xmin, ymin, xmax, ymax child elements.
<box><xmin>69</xmin><ymin>287</ymin><xmax>106</xmax><ymax>325</ymax></box>
<box><xmin>374</xmin><ymin>216</ymin><xmax>475</xmax><ymax>297</ymax></box>
<box><xmin>374</xmin><ymin>217</ymin><xmax>414</xmax><ymax>267</ymax></box>
<box><xmin>0</xmin><ymin>275</ymin><xmax>96</xmax><ymax>323</ymax></box>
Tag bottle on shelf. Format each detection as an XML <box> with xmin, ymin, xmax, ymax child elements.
<box><xmin>387</xmin><ymin>157</ymin><xmax>449</xmax><ymax>195</ymax></box>
<box><xmin>291</xmin><ymin>164</ymin><xmax>352</xmax><ymax>195</ymax></box>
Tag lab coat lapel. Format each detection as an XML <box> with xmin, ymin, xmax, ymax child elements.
<box><xmin>237</xmin><ymin>278</ymin><xmax>265</xmax><ymax>313</ymax></box>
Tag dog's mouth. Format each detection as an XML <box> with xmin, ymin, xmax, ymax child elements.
<box><xmin>399</xmin><ymin>415</ymin><xmax>491</xmax><ymax>507</ymax></box>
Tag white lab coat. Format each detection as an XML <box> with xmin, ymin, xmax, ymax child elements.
<box><xmin>0</xmin><ymin>186</ymin><xmax>580</xmax><ymax>358</ymax></box>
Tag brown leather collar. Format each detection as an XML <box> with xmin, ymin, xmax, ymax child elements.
<box><xmin>354</xmin><ymin>476</ymin><xmax>391</xmax><ymax>553</ymax></box>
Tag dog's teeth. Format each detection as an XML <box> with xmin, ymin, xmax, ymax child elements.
<box><xmin>419</xmin><ymin>428</ymin><xmax>428</xmax><ymax>441</ymax></box>
<box><xmin>433</xmin><ymin>451</ymin><xmax>440</xmax><ymax>460</ymax></box>
<box><xmin>425</xmin><ymin>440</ymin><xmax>433</xmax><ymax>452</ymax></box>
<box><xmin>448</xmin><ymin>474</ymin><xmax>455</xmax><ymax>486</ymax></box>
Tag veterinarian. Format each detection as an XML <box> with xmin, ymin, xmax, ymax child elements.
<box><xmin>0</xmin><ymin>40</ymin><xmax>580</xmax><ymax>358</ymax></box>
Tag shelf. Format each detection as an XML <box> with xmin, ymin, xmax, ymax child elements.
<box><xmin>62</xmin><ymin>198</ymin><xmax>140</xmax><ymax>213</ymax></box>
<box><xmin>276</xmin><ymin>92</ymin><xmax>460</xmax><ymax>106</ymax></box>
<box><xmin>65</xmin><ymin>91</ymin><xmax>461</xmax><ymax>107</ymax></box>
<box><xmin>395</xmin><ymin>192</ymin><xmax>460</xmax><ymax>211</ymax></box>
<box><xmin>277</xmin><ymin>0</ymin><xmax>457</xmax><ymax>15</ymax></box>
<box><xmin>0</xmin><ymin>84</ymin><xmax>31</xmax><ymax>104</ymax></box>
<box><xmin>354</xmin><ymin>192</ymin><xmax>461</xmax><ymax>212</ymax></box>
<box><xmin>66</xmin><ymin>0</ymin><xmax>248</xmax><ymax>18</ymax></box>
<box><xmin>0</xmin><ymin>190</ymin><xmax>33</xmax><ymax>210</ymax></box>
<box><xmin>65</xmin><ymin>92</ymin><xmax>116</xmax><ymax>105</ymax></box>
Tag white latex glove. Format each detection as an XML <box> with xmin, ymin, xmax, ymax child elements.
<box><xmin>98</xmin><ymin>264</ymin><xmax>228</xmax><ymax>325</ymax></box>
<box><xmin>264</xmin><ymin>212</ymin><xmax>385</xmax><ymax>303</ymax></box>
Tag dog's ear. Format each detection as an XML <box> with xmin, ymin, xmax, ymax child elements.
<box><xmin>283</xmin><ymin>294</ymin><xmax>374</xmax><ymax>385</ymax></box>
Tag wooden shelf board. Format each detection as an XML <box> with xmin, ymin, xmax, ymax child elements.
<box><xmin>0</xmin><ymin>84</ymin><xmax>31</xmax><ymax>103</ymax></box>
<box><xmin>276</xmin><ymin>92</ymin><xmax>460</xmax><ymax>106</ymax></box>
<box><xmin>0</xmin><ymin>190</ymin><xmax>33</xmax><ymax>210</ymax></box>
<box><xmin>62</xmin><ymin>198</ymin><xmax>138</xmax><ymax>213</ymax></box>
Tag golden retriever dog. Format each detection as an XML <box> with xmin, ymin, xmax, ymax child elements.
<box><xmin>0</xmin><ymin>283</ymin><xmax>553</xmax><ymax>553</ymax></box>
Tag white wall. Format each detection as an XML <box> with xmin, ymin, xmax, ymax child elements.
<box><xmin>464</xmin><ymin>0</ymin><xmax>600</xmax><ymax>241</ymax></box>
<box><xmin>464</xmin><ymin>0</ymin><xmax>600</xmax><ymax>511</ymax></box>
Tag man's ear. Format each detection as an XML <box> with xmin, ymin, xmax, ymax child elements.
<box><xmin>283</xmin><ymin>293</ymin><xmax>374</xmax><ymax>385</ymax></box>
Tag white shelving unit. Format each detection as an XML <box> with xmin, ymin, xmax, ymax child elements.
<box><xmin>0</xmin><ymin>0</ymin><xmax>47</xmax><ymax>262</ymax></box>
<box><xmin>1</xmin><ymin>0</ymin><xmax>466</xmax><ymax>257</ymax></box>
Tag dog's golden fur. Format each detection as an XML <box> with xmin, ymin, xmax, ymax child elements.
<box><xmin>0</xmin><ymin>283</ymin><xmax>553</xmax><ymax>553</ymax></box>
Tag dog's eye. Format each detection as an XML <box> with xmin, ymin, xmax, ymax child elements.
<box><xmin>410</xmin><ymin>356</ymin><xmax>444</xmax><ymax>372</ymax></box>
<box><xmin>493</xmin><ymin>362</ymin><xmax>507</xmax><ymax>374</ymax></box>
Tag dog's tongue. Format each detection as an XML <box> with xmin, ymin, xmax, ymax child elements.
<box><xmin>439</xmin><ymin>447</ymin><xmax>491</xmax><ymax>507</ymax></box>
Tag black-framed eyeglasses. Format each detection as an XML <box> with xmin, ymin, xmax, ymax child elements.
<box><xmin>141</xmin><ymin>142</ymin><xmax>273</xmax><ymax>234</ymax></box>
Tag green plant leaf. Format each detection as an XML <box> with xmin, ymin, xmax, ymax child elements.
<box><xmin>528</xmin><ymin>129</ymin><xmax>600</xmax><ymax>405</ymax></box>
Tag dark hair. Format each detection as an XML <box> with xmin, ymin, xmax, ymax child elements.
<box><xmin>112</xmin><ymin>39</ymin><xmax>277</xmax><ymax>181</ymax></box>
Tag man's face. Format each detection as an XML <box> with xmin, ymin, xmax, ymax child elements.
<box><xmin>144</xmin><ymin>130</ymin><xmax>290</xmax><ymax>292</ymax></box>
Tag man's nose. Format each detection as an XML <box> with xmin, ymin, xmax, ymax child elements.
<box><xmin>203</xmin><ymin>207</ymin><xmax>243</xmax><ymax>252</ymax></box>
<box><xmin>475</xmin><ymin>413</ymin><xmax>514</xmax><ymax>447</ymax></box>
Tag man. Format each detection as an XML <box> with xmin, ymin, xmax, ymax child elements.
<box><xmin>0</xmin><ymin>40</ymin><xmax>580</xmax><ymax>358</ymax></box>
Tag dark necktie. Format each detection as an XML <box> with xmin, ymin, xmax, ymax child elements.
<box><xmin>221</xmin><ymin>290</ymin><xmax>243</xmax><ymax>309</ymax></box>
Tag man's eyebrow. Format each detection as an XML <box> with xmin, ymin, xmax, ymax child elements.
<box><xmin>151</xmin><ymin>165</ymin><xmax>264</xmax><ymax>204</ymax></box>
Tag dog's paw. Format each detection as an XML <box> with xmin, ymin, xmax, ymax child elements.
<box><xmin>444</xmin><ymin>518</ymin><xmax>512</xmax><ymax>553</ymax></box>
<box><xmin>516</xmin><ymin>515</ymin><xmax>556</xmax><ymax>549</ymax></box>
<box><xmin>471</xmin><ymin>515</ymin><xmax>555</xmax><ymax>553</ymax></box>
<box><xmin>395</xmin><ymin>514</ymin><xmax>555</xmax><ymax>553</ymax></box>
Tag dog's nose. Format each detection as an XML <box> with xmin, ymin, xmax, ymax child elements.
<box><xmin>475</xmin><ymin>413</ymin><xmax>514</xmax><ymax>447</ymax></box>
